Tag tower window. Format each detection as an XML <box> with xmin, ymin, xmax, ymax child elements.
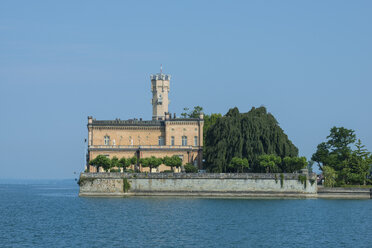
<box><xmin>182</xmin><ymin>136</ymin><xmax>188</xmax><ymax>146</ymax></box>
<box><xmin>194</xmin><ymin>136</ymin><xmax>198</xmax><ymax>146</ymax></box>
<box><xmin>158</xmin><ymin>136</ymin><xmax>165</xmax><ymax>146</ymax></box>
<box><xmin>104</xmin><ymin>136</ymin><xmax>110</xmax><ymax>145</ymax></box>
<box><xmin>171</xmin><ymin>136</ymin><xmax>175</xmax><ymax>146</ymax></box>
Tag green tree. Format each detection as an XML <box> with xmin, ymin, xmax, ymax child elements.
<box><xmin>228</xmin><ymin>157</ymin><xmax>249</xmax><ymax>173</ymax></box>
<box><xmin>204</xmin><ymin>107</ymin><xmax>298</xmax><ymax>172</ymax></box>
<box><xmin>140</xmin><ymin>156</ymin><xmax>163</xmax><ymax>173</ymax></box>
<box><xmin>281</xmin><ymin>156</ymin><xmax>307</xmax><ymax>173</ymax></box>
<box><xmin>163</xmin><ymin>155</ymin><xmax>182</xmax><ymax>172</ymax></box>
<box><xmin>89</xmin><ymin>155</ymin><xmax>111</xmax><ymax>171</ymax></box>
<box><xmin>312</xmin><ymin>127</ymin><xmax>371</xmax><ymax>186</ymax></box>
<box><xmin>258</xmin><ymin>154</ymin><xmax>282</xmax><ymax>173</ymax></box>
<box><xmin>307</xmin><ymin>160</ymin><xmax>314</xmax><ymax>174</ymax></box>
<box><xmin>110</xmin><ymin>156</ymin><xmax>120</xmax><ymax>171</ymax></box>
<box><xmin>180</xmin><ymin>106</ymin><xmax>203</xmax><ymax>118</ymax></box>
<box><xmin>323</xmin><ymin>166</ymin><xmax>336</xmax><ymax>187</ymax></box>
<box><xmin>139</xmin><ymin>157</ymin><xmax>149</xmax><ymax>171</ymax></box>
<box><xmin>119</xmin><ymin>157</ymin><xmax>131</xmax><ymax>171</ymax></box>
<box><xmin>203</xmin><ymin>113</ymin><xmax>222</xmax><ymax>142</ymax></box>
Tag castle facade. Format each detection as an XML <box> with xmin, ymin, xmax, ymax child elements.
<box><xmin>87</xmin><ymin>71</ymin><xmax>204</xmax><ymax>172</ymax></box>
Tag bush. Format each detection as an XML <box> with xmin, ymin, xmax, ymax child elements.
<box><xmin>184</xmin><ymin>163</ymin><xmax>198</xmax><ymax>173</ymax></box>
<box><xmin>162</xmin><ymin>170</ymin><xmax>174</xmax><ymax>173</ymax></box>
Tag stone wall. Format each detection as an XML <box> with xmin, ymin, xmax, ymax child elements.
<box><xmin>318</xmin><ymin>186</ymin><xmax>372</xmax><ymax>199</ymax></box>
<box><xmin>79</xmin><ymin>172</ymin><xmax>317</xmax><ymax>197</ymax></box>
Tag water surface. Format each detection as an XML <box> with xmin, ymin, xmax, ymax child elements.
<box><xmin>0</xmin><ymin>180</ymin><xmax>371</xmax><ymax>247</ymax></box>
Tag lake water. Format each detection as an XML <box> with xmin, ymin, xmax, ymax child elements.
<box><xmin>0</xmin><ymin>180</ymin><xmax>371</xmax><ymax>248</ymax></box>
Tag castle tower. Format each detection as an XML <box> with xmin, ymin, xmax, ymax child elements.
<box><xmin>150</xmin><ymin>68</ymin><xmax>171</xmax><ymax>120</ymax></box>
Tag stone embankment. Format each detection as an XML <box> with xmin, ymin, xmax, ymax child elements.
<box><xmin>78</xmin><ymin>172</ymin><xmax>318</xmax><ymax>198</ymax></box>
<box><xmin>318</xmin><ymin>186</ymin><xmax>372</xmax><ymax>199</ymax></box>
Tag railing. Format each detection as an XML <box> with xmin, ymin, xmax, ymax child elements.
<box><xmin>89</xmin><ymin>145</ymin><xmax>195</xmax><ymax>149</ymax></box>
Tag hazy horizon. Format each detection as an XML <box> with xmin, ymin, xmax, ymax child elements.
<box><xmin>1</xmin><ymin>1</ymin><xmax>371</xmax><ymax>179</ymax></box>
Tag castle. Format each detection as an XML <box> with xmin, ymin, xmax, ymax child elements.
<box><xmin>87</xmin><ymin>70</ymin><xmax>204</xmax><ymax>172</ymax></box>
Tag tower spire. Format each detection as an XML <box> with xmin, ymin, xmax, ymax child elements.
<box><xmin>160</xmin><ymin>64</ymin><xmax>162</xmax><ymax>74</ymax></box>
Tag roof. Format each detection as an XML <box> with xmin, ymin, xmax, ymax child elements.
<box><xmin>90</xmin><ymin>118</ymin><xmax>202</xmax><ymax>127</ymax></box>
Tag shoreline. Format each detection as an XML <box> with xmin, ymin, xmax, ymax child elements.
<box><xmin>78</xmin><ymin>172</ymin><xmax>371</xmax><ymax>199</ymax></box>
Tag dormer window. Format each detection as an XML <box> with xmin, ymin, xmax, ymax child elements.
<box><xmin>104</xmin><ymin>136</ymin><xmax>110</xmax><ymax>145</ymax></box>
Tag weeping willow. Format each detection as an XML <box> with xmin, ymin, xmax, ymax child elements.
<box><xmin>204</xmin><ymin>107</ymin><xmax>298</xmax><ymax>172</ymax></box>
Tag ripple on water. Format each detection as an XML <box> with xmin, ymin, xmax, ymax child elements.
<box><xmin>0</xmin><ymin>182</ymin><xmax>372</xmax><ymax>248</ymax></box>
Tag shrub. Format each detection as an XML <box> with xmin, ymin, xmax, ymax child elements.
<box><xmin>122</xmin><ymin>178</ymin><xmax>131</xmax><ymax>192</ymax></box>
<box><xmin>184</xmin><ymin>163</ymin><xmax>198</xmax><ymax>173</ymax></box>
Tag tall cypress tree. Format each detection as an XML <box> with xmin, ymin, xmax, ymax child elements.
<box><xmin>204</xmin><ymin>107</ymin><xmax>298</xmax><ymax>172</ymax></box>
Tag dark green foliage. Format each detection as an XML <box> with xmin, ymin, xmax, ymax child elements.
<box><xmin>312</xmin><ymin>127</ymin><xmax>371</xmax><ymax>186</ymax></box>
<box><xmin>110</xmin><ymin>156</ymin><xmax>120</xmax><ymax>169</ymax></box>
<box><xmin>139</xmin><ymin>156</ymin><xmax>163</xmax><ymax>173</ymax></box>
<box><xmin>204</xmin><ymin>107</ymin><xmax>298</xmax><ymax>172</ymax></box>
<box><xmin>280</xmin><ymin>173</ymin><xmax>284</xmax><ymax>188</ymax></box>
<box><xmin>228</xmin><ymin>157</ymin><xmax>249</xmax><ymax>173</ymax></box>
<box><xmin>298</xmin><ymin>175</ymin><xmax>307</xmax><ymax>189</ymax></box>
<box><xmin>258</xmin><ymin>154</ymin><xmax>281</xmax><ymax>173</ymax></box>
<box><xmin>89</xmin><ymin>155</ymin><xmax>111</xmax><ymax>171</ymax></box>
<box><xmin>184</xmin><ymin>163</ymin><xmax>198</xmax><ymax>173</ymax></box>
<box><xmin>203</xmin><ymin>113</ymin><xmax>222</xmax><ymax>142</ymax></box>
<box><xmin>309</xmin><ymin>179</ymin><xmax>315</xmax><ymax>186</ymax></box>
<box><xmin>180</xmin><ymin>106</ymin><xmax>222</xmax><ymax>145</ymax></box>
<box><xmin>163</xmin><ymin>155</ymin><xmax>182</xmax><ymax>171</ymax></box>
<box><xmin>122</xmin><ymin>178</ymin><xmax>131</xmax><ymax>192</ymax></box>
<box><xmin>119</xmin><ymin>157</ymin><xmax>131</xmax><ymax>169</ymax></box>
<box><xmin>130</xmin><ymin>156</ymin><xmax>138</xmax><ymax>167</ymax></box>
<box><xmin>282</xmin><ymin>156</ymin><xmax>307</xmax><ymax>173</ymax></box>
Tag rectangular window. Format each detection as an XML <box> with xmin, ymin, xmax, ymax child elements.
<box><xmin>104</xmin><ymin>136</ymin><xmax>110</xmax><ymax>145</ymax></box>
<box><xmin>182</xmin><ymin>136</ymin><xmax>188</xmax><ymax>146</ymax></box>
<box><xmin>158</xmin><ymin>136</ymin><xmax>165</xmax><ymax>146</ymax></box>
<box><xmin>171</xmin><ymin>136</ymin><xmax>175</xmax><ymax>146</ymax></box>
<box><xmin>194</xmin><ymin>136</ymin><xmax>198</xmax><ymax>146</ymax></box>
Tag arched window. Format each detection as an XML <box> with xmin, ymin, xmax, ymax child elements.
<box><xmin>158</xmin><ymin>136</ymin><xmax>165</xmax><ymax>146</ymax></box>
<box><xmin>182</xmin><ymin>136</ymin><xmax>187</xmax><ymax>146</ymax></box>
<box><xmin>194</xmin><ymin>136</ymin><xmax>198</xmax><ymax>146</ymax></box>
<box><xmin>171</xmin><ymin>136</ymin><xmax>175</xmax><ymax>146</ymax></box>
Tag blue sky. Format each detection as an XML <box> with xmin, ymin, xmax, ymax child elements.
<box><xmin>1</xmin><ymin>0</ymin><xmax>371</xmax><ymax>179</ymax></box>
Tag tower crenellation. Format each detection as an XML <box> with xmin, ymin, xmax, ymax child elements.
<box><xmin>151</xmin><ymin>70</ymin><xmax>171</xmax><ymax>120</ymax></box>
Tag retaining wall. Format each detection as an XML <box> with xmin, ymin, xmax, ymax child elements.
<box><xmin>78</xmin><ymin>172</ymin><xmax>317</xmax><ymax>198</ymax></box>
<box><xmin>317</xmin><ymin>186</ymin><xmax>372</xmax><ymax>199</ymax></box>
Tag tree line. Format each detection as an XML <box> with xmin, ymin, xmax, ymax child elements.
<box><xmin>89</xmin><ymin>155</ymin><xmax>198</xmax><ymax>173</ymax></box>
<box><xmin>182</xmin><ymin>105</ymin><xmax>372</xmax><ymax>186</ymax></box>
<box><xmin>312</xmin><ymin>127</ymin><xmax>372</xmax><ymax>186</ymax></box>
